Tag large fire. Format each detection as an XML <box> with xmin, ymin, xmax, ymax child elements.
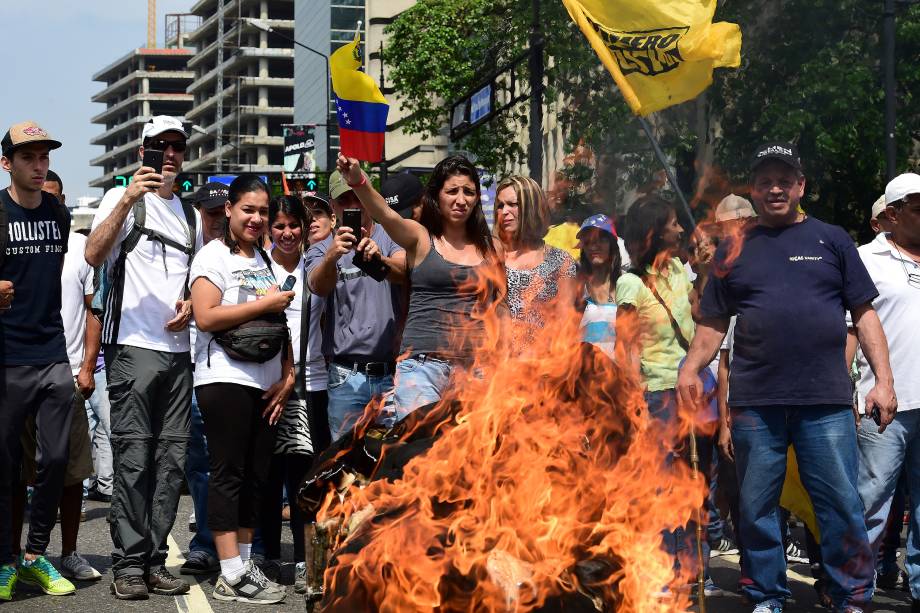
<box><xmin>302</xmin><ymin>262</ymin><xmax>709</xmax><ymax>612</ymax></box>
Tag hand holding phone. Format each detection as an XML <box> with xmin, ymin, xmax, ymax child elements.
<box><xmin>281</xmin><ymin>275</ymin><xmax>297</xmax><ymax>292</ymax></box>
<box><xmin>342</xmin><ymin>209</ymin><xmax>362</xmax><ymax>248</ymax></box>
<box><xmin>142</xmin><ymin>149</ymin><xmax>164</xmax><ymax>175</ymax></box>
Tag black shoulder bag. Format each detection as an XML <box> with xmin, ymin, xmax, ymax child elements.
<box><xmin>210</xmin><ymin>245</ymin><xmax>290</xmax><ymax>364</ymax></box>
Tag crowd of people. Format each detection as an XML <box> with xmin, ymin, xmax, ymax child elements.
<box><xmin>1</xmin><ymin>115</ymin><xmax>919</xmax><ymax>613</ymax></box>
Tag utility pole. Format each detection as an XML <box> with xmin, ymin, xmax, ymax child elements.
<box><xmin>528</xmin><ymin>0</ymin><xmax>544</xmax><ymax>183</ymax></box>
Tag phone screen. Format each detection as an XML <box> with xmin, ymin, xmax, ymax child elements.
<box><xmin>342</xmin><ymin>209</ymin><xmax>362</xmax><ymax>245</ymax></box>
<box><xmin>142</xmin><ymin>149</ymin><xmax>164</xmax><ymax>174</ymax></box>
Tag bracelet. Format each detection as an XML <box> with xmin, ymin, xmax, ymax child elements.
<box><xmin>347</xmin><ymin>173</ymin><xmax>367</xmax><ymax>189</ymax></box>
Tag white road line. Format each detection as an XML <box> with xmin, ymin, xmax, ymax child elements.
<box><xmin>167</xmin><ymin>533</ymin><xmax>214</xmax><ymax>613</ymax></box>
<box><xmin>719</xmin><ymin>553</ymin><xmax>816</xmax><ymax>586</ymax></box>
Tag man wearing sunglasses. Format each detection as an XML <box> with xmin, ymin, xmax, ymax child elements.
<box><xmin>85</xmin><ymin>116</ymin><xmax>202</xmax><ymax>600</ymax></box>
<box><xmin>850</xmin><ymin>173</ymin><xmax>920</xmax><ymax>609</ymax></box>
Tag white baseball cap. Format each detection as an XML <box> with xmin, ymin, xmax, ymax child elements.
<box><xmin>870</xmin><ymin>194</ymin><xmax>887</xmax><ymax>221</ymax></box>
<box><xmin>141</xmin><ymin>115</ymin><xmax>188</xmax><ymax>141</ymax></box>
<box><xmin>885</xmin><ymin>173</ymin><xmax>920</xmax><ymax>206</ymax></box>
<box><xmin>714</xmin><ymin>193</ymin><xmax>756</xmax><ymax>222</ymax></box>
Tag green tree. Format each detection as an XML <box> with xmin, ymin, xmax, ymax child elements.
<box><xmin>384</xmin><ymin>0</ymin><xmax>920</xmax><ymax>237</ymax></box>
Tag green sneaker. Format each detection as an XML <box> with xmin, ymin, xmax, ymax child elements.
<box><xmin>0</xmin><ymin>564</ymin><xmax>17</xmax><ymax>601</ymax></box>
<box><xmin>17</xmin><ymin>555</ymin><xmax>75</xmax><ymax>596</ymax></box>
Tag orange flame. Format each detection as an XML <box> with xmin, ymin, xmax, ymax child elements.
<box><xmin>311</xmin><ymin>258</ymin><xmax>709</xmax><ymax>612</ymax></box>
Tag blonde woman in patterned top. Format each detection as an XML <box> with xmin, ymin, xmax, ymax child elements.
<box><xmin>494</xmin><ymin>176</ymin><xmax>576</xmax><ymax>349</ymax></box>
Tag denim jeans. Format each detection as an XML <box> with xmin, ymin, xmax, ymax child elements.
<box><xmin>645</xmin><ymin>389</ymin><xmax>711</xmax><ymax>580</ymax></box>
<box><xmin>857</xmin><ymin>409</ymin><xmax>920</xmax><ymax>598</ymax></box>
<box><xmin>326</xmin><ymin>363</ymin><xmax>394</xmax><ymax>443</ymax></box>
<box><xmin>732</xmin><ymin>405</ymin><xmax>873</xmax><ymax>608</ymax></box>
<box><xmin>85</xmin><ymin>369</ymin><xmax>113</xmax><ymax>495</ymax></box>
<box><xmin>186</xmin><ymin>392</ymin><xmax>215</xmax><ymax>556</ymax></box>
<box><xmin>377</xmin><ymin>357</ymin><xmax>453</xmax><ymax>429</ymax></box>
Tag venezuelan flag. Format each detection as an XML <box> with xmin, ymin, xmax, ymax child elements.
<box><xmin>330</xmin><ymin>33</ymin><xmax>388</xmax><ymax>162</ymax></box>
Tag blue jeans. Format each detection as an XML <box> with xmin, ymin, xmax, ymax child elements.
<box><xmin>377</xmin><ymin>357</ymin><xmax>452</xmax><ymax>429</ymax></box>
<box><xmin>645</xmin><ymin>389</ymin><xmax>711</xmax><ymax>580</ymax></box>
<box><xmin>326</xmin><ymin>363</ymin><xmax>394</xmax><ymax>443</ymax></box>
<box><xmin>186</xmin><ymin>393</ymin><xmax>215</xmax><ymax>555</ymax></box>
<box><xmin>857</xmin><ymin>409</ymin><xmax>920</xmax><ymax>598</ymax></box>
<box><xmin>85</xmin><ymin>369</ymin><xmax>113</xmax><ymax>495</ymax></box>
<box><xmin>732</xmin><ymin>405</ymin><xmax>873</xmax><ymax>608</ymax></box>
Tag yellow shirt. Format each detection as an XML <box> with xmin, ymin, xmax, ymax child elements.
<box><xmin>615</xmin><ymin>257</ymin><xmax>694</xmax><ymax>392</ymax></box>
<box><xmin>543</xmin><ymin>222</ymin><xmax>581</xmax><ymax>261</ymax></box>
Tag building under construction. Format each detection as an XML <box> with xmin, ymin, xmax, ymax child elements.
<box><xmin>182</xmin><ymin>0</ymin><xmax>295</xmax><ymax>180</ymax></box>
<box><xmin>89</xmin><ymin>47</ymin><xmax>195</xmax><ymax>190</ymax></box>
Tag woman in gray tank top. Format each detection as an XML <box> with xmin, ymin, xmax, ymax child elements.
<box><xmin>335</xmin><ymin>153</ymin><xmax>505</xmax><ymax>425</ymax></box>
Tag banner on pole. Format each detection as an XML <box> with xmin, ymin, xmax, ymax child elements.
<box><xmin>283</xmin><ymin>124</ymin><xmax>317</xmax><ymax>176</ymax></box>
<box><xmin>561</xmin><ymin>0</ymin><xmax>742</xmax><ymax>116</ymax></box>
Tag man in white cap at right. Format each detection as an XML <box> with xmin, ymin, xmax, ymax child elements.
<box><xmin>85</xmin><ymin>116</ymin><xmax>202</xmax><ymax>600</ymax></box>
<box><xmin>850</xmin><ymin>173</ymin><xmax>920</xmax><ymax>609</ymax></box>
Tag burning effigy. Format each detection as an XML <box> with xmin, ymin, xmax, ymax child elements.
<box><xmin>299</xmin><ymin>287</ymin><xmax>706</xmax><ymax>612</ymax></box>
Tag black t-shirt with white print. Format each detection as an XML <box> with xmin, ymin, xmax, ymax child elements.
<box><xmin>0</xmin><ymin>188</ymin><xmax>69</xmax><ymax>366</ymax></box>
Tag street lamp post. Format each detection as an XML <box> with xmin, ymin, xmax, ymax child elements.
<box><xmin>245</xmin><ymin>17</ymin><xmax>332</xmax><ymax>172</ymax></box>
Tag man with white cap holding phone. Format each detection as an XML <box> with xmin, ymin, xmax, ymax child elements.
<box><xmin>85</xmin><ymin>116</ymin><xmax>202</xmax><ymax>600</ymax></box>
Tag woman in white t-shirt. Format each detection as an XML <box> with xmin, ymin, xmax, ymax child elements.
<box><xmin>189</xmin><ymin>175</ymin><xmax>295</xmax><ymax>604</ymax></box>
<box><xmin>260</xmin><ymin>194</ymin><xmax>330</xmax><ymax>590</ymax></box>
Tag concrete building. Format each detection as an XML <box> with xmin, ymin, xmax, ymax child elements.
<box><xmin>89</xmin><ymin>47</ymin><xmax>195</xmax><ymax>190</ymax></box>
<box><xmin>183</xmin><ymin>0</ymin><xmax>295</xmax><ymax>181</ymax></box>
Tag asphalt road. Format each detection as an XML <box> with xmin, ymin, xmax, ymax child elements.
<box><xmin>7</xmin><ymin>498</ymin><xmax>916</xmax><ymax>612</ymax></box>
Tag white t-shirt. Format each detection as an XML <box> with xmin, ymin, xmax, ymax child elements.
<box><xmin>269</xmin><ymin>249</ymin><xmax>327</xmax><ymax>391</ymax></box>
<box><xmin>848</xmin><ymin>233</ymin><xmax>920</xmax><ymax>412</ymax></box>
<box><xmin>190</xmin><ymin>240</ymin><xmax>282</xmax><ymax>391</ymax></box>
<box><xmin>61</xmin><ymin>233</ymin><xmax>95</xmax><ymax>375</ymax></box>
<box><xmin>91</xmin><ymin>188</ymin><xmax>204</xmax><ymax>353</ymax></box>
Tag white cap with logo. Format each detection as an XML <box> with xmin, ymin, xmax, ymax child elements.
<box><xmin>142</xmin><ymin>116</ymin><xmax>188</xmax><ymax>141</ymax></box>
<box><xmin>885</xmin><ymin>173</ymin><xmax>920</xmax><ymax>207</ymax></box>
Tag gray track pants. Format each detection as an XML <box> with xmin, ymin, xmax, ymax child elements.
<box><xmin>104</xmin><ymin>344</ymin><xmax>191</xmax><ymax>578</ymax></box>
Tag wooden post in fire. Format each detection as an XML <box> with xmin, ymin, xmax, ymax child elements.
<box><xmin>688</xmin><ymin>424</ymin><xmax>707</xmax><ymax>613</ymax></box>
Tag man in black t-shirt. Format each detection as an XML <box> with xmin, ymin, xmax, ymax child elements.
<box><xmin>0</xmin><ymin>121</ymin><xmax>76</xmax><ymax>600</ymax></box>
<box><xmin>676</xmin><ymin>142</ymin><xmax>896</xmax><ymax>613</ymax></box>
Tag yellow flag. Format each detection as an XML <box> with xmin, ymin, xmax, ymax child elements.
<box><xmin>780</xmin><ymin>446</ymin><xmax>820</xmax><ymax>541</ymax></box>
<box><xmin>561</xmin><ymin>0</ymin><xmax>742</xmax><ymax>116</ymax></box>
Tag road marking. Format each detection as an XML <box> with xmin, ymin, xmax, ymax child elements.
<box><xmin>167</xmin><ymin>533</ymin><xmax>214</xmax><ymax>613</ymax></box>
<box><xmin>719</xmin><ymin>553</ymin><xmax>816</xmax><ymax>586</ymax></box>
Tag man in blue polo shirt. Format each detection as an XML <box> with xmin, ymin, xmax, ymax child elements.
<box><xmin>676</xmin><ymin>142</ymin><xmax>896</xmax><ymax>613</ymax></box>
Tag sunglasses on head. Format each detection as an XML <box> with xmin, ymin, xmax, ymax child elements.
<box><xmin>145</xmin><ymin>138</ymin><xmax>187</xmax><ymax>152</ymax></box>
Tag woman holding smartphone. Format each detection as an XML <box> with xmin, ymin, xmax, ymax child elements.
<box><xmin>189</xmin><ymin>175</ymin><xmax>295</xmax><ymax>604</ymax></box>
<box><xmin>335</xmin><ymin>153</ymin><xmax>504</xmax><ymax>424</ymax></box>
<box><xmin>260</xmin><ymin>194</ymin><xmax>330</xmax><ymax>593</ymax></box>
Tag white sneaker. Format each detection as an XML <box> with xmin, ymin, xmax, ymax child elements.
<box><xmin>752</xmin><ymin>599</ymin><xmax>783</xmax><ymax>613</ymax></box>
<box><xmin>60</xmin><ymin>552</ymin><xmax>102</xmax><ymax>581</ymax></box>
<box><xmin>212</xmin><ymin>562</ymin><xmax>285</xmax><ymax>604</ymax></box>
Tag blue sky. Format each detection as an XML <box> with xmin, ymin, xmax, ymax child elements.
<box><xmin>0</xmin><ymin>0</ymin><xmax>192</xmax><ymax>199</ymax></box>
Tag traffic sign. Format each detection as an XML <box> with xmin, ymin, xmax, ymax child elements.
<box><xmin>114</xmin><ymin>175</ymin><xmax>132</xmax><ymax>188</ymax></box>
<box><xmin>306</xmin><ymin>178</ymin><xmax>317</xmax><ymax>191</ymax></box>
